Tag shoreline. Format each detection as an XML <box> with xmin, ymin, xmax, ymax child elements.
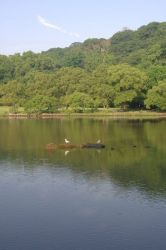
<box><xmin>1</xmin><ymin>111</ymin><xmax>166</xmax><ymax>119</ymax></box>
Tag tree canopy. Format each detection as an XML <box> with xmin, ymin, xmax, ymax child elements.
<box><xmin>0</xmin><ymin>22</ymin><xmax>166</xmax><ymax>112</ymax></box>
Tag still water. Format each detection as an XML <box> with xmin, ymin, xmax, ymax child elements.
<box><xmin>0</xmin><ymin>118</ymin><xmax>166</xmax><ymax>250</ymax></box>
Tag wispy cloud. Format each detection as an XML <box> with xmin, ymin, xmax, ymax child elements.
<box><xmin>37</xmin><ymin>15</ymin><xmax>80</xmax><ymax>38</ymax></box>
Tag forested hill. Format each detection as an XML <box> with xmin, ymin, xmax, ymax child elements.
<box><xmin>43</xmin><ymin>21</ymin><xmax>166</xmax><ymax>68</ymax></box>
<box><xmin>0</xmin><ymin>21</ymin><xmax>166</xmax><ymax>113</ymax></box>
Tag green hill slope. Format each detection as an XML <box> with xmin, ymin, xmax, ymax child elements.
<box><xmin>0</xmin><ymin>21</ymin><xmax>166</xmax><ymax>112</ymax></box>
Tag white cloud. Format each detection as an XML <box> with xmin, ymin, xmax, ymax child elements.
<box><xmin>37</xmin><ymin>15</ymin><xmax>80</xmax><ymax>38</ymax></box>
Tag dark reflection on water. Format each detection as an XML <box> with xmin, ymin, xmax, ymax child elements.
<box><xmin>0</xmin><ymin>118</ymin><xmax>166</xmax><ymax>250</ymax></box>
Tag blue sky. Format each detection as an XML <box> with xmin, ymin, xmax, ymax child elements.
<box><xmin>1</xmin><ymin>0</ymin><xmax>166</xmax><ymax>55</ymax></box>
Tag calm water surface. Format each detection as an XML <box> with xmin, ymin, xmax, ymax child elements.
<box><xmin>0</xmin><ymin>118</ymin><xmax>166</xmax><ymax>250</ymax></box>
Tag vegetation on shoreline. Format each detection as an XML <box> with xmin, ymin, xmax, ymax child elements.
<box><xmin>0</xmin><ymin>22</ymin><xmax>166</xmax><ymax>113</ymax></box>
<box><xmin>0</xmin><ymin>106</ymin><xmax>165</xmax><ymax>118</ymax></box>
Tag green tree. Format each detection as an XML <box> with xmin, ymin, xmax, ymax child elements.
<box><xmin>54</xmin><ymin>67</ymin><xmax>87</xmax><ymax>96</ymax></box>
<box><xmin>0</xmin><ymin>55</ymin><xmax>14</xmax><ymax>83</ymax></box>
<box><xmin>24</xmin><ymin>95</ymin><xmax>58</xmax><ymax>114</ymax></box>
<box><xmin>91</xmin><ymin>83</ymin><xmax>115</xmax><ymax>108</ymax></box>
<box><xmin>145</xmin><ymin>81</ymin><xmax>166</xmax><ymax>111</ymax></box>
<box><xmin>0</xmin><ymin>80</ymin><xmax>25</xmax><ymax>106</ymax></box>
<box><xmin>63</xmin><ymin>92</ymin><xmax>95</xmax><ymax>111</ymax></box>
<box><xmin>107</xmin><ymin>64</ymin><xmax>148</xmax><ymax>108</ymax></box>
<box><xmin>147</xmin><ymin>65</ymin><xmax>166</xmax><ymax>87</ymax></box>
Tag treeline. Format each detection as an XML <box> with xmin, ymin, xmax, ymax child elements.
<box><xmin>0</xmin><ymin>21</ymin><xmax>166</xmax><ymax>113</ymax></box>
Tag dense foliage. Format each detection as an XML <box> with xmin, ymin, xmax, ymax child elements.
<box><xmin>0</xmin><ymin>22</ymin><xmax>166</xmax><ymax>112</ymax></box>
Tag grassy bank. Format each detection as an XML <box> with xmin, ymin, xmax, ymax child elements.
<box><xmin>0</xmin><ymin>106</ymin><xmax>24</xmax><ymax>116</ymax></box>
<box><xmin>0</xmin><ymin>106</ymin><xmax>166</xmax><ymax>119</ymax></box>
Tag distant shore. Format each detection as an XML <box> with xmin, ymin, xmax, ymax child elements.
<box><xmin>1</xmin><ymin>111</ymin><xmax>166</xmax><ymax>119</ymax></box>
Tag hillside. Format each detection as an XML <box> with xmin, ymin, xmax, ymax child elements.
<box><xmin>0</xmin><ymin>21</ymin><xmax>166</xmax><ymax>112</ymax></box>
<box><xmin>43</xmin><ymin>22</ymin><xmax>166</xmax><ymax>68</ymax></box>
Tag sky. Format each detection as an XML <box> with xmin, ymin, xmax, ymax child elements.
<box><xmin>0</xmin><ymin>0</ymin><xmax>166</xmax><ymax>55</ymax></box>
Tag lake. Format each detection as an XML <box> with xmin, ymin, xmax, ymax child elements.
<box><xmin>0</xmin><ymin>118</ymin><xmax>166</xmax><ymax>250</ymax></box>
